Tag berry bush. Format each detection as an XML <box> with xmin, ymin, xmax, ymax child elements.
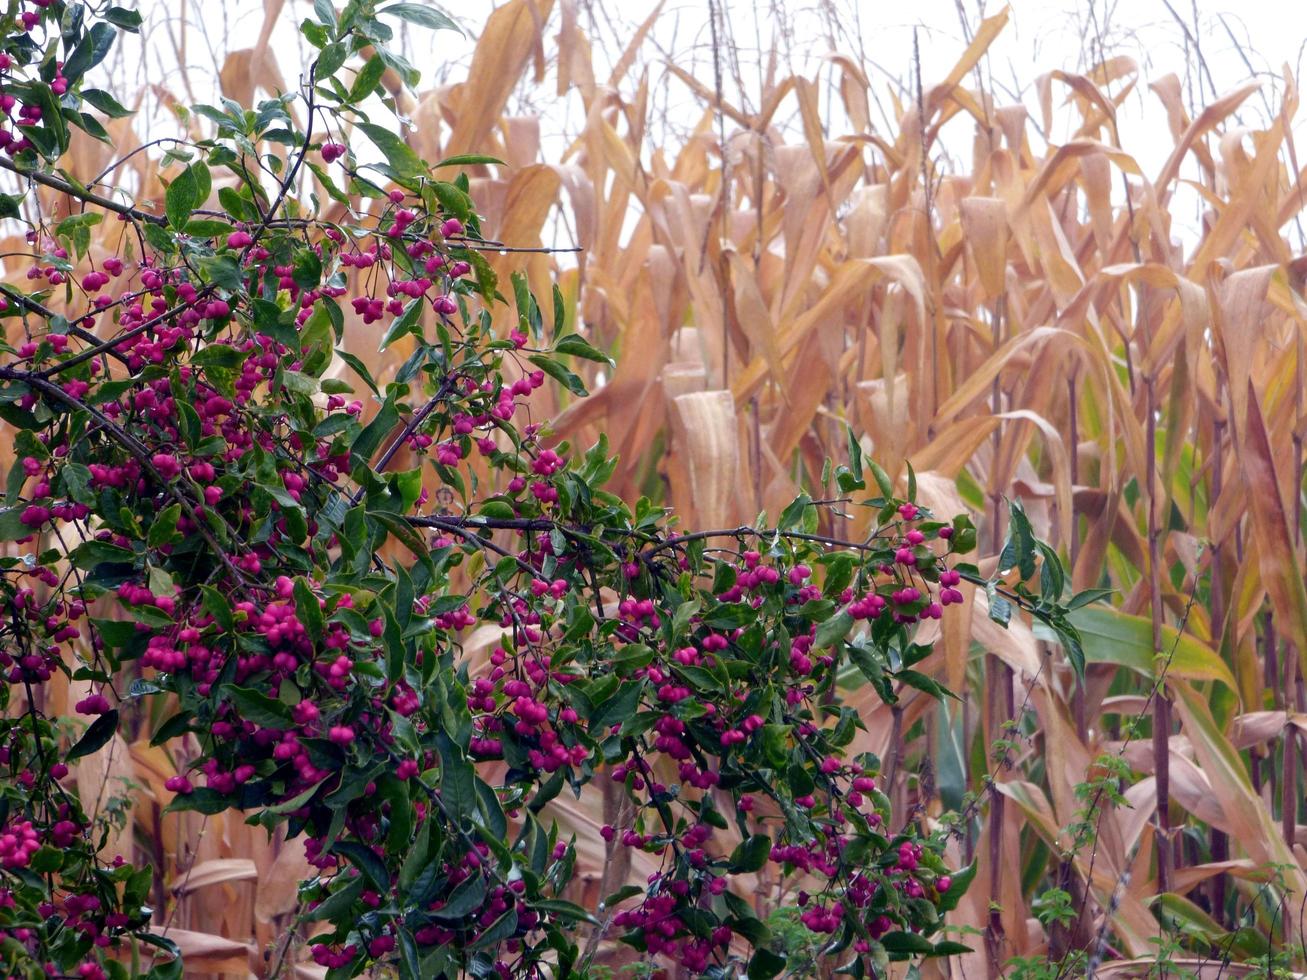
<box><xmin>0</xmin><ymin>2</ymin><xmax>1087</xmax><ymax>977</ymax></box>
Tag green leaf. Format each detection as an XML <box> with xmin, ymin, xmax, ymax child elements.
<box><xmin>936</xmin><ymin>861</ymin><xmax>975</xmax><ymax>913</ymax></box>
<box><xmin>821</xmin><ymin>553</ymin><xmax>857</xmax><ymax>599</ymax></box>
<box><xmin>357</xmin><ymin>122</ymin><xmax>425</xmax><ymax>180</ymax></box>
<box><xmin>377</xmin><ymin>3</ymin><xmax>462</xmax><ymax>33</ymax></box>
<box><xmin>336</xmin><ymin>349</ymin><xmax>380</xmax><ymax>396</ymax></box>
<box><xmin>986</xmin><ymin>586</ymin><xmax>1012</xmax><ymax>628</ymax></box>
<box><xmin>895</xmin><ymin>669</ymin><xmax>953</xmax><ymax>701</ymax></box>
<box><xmin>70</xmin><ymin>108</ymin><xmax>112</xmax><ymax>145</ymax></box>
<box><xmin>82</xmin><ymin>88</ymin><xmax>133</xmax><ymax>118</ymax></box>
<box><xmin>881</xmin><ymin>931</ymin><xmax>935</xmax><ymax>956</ymax></box>
<box><xmin>728</xmin><ymin>834</ymin><xmax>771</xmax><ymax>873</ymax></box>
<box><xmin>61</xmin><ymin>462</ymin><xmax>94</xmax><ymax>505</ymax></box>
<box><xmin>1037</xmin><ymin>540</ymin><xmax>1065</xmax><ymax>601</ymax></box>
<box><xmin>332</xmin><ymin>840</ymin><xmax>391</xmax><ymax>891</ymax></box>
<box><xmin>813</xmin><ymin>610</ymin><xmax>854</xmax><ymax>649</ymax></box>
<box><xmin>163</xmin><ymin>787</ymin><xmax>232</xmax><ymax>816</ymax></box>
<box><xmin>847</xmin><ymin>643</ymin><xmax>884</xmax><ymax>687</ymax></box>
<box><xmin>313</xmin><ymin>0</ymin><xmax>338</xmax><ymax>28</ymax></box>
<box><xmin>0</xmin><ymin>507</ymin><xmax>33</xmax><ymax>540</ymax></box>
<box><xmin>589</xmin><ymin>681</ymin><xmax>644</xmax><ymax>732</ymax></box>
<box><xmin>147</xmin><ymin>503</ymin><xmax>182</xmax><ymax>547</ymax></box>
<box><xmin>137</xmin><ymin>933</ymin><xmax>183</xmax><ymax>978</ymax></box>
<box><xmin>148</xmin><ymin>566</ymin><xmax>174</xmax><ymax>599</ymax></box>
<box><xmin>527</xmin><ymin>354</ymin><xmax>588</xmax><ymax>397</ymax></box>
<box><xmin>929</xmin><ymin>941</ymin><xmax>976</xmax><ymax>957</ymax></box>
<box><xmin>434</xmin><ymin>153</ymin><xmax>504</xmax><ymax>168</ymax></box>
<box><xmin>670</xmin><ymin>598</ymin><xmax>701</xmax><ymax>640</ymax></box>
<box><xmin>186</xmin><ymin>219</ymin><xmax>236</xmax><ymax>239</ymax></box>
<box><xmin>532</xmin><ymin>900</ymin><xmax>595</xmax><ymax>928</ymax></box>
<box><xmin>191</xmin><ymin>344</ymin><xmax>247</xmax><ymax>370</ymax></box>
<box><xmin>218</xmin><ymin>186</ymin><xmax>260</xmax><ymax>222</ymax></box>
<box><xmin>998</xmin><ymin>497</ymin><xmax>1037</xmax><ymax>580</ymax></box>
<box><xmin>379</xmin><ymin>298</ymin><xmax>423</xmax><ymax>350</ymax></box>
<box><xmin>433</xmin><ymin>873</ymin><xmax>486</xmax><ymax>919</ymax></box>
<box><xmin>351</xmin><ymin>396</ymin><xmax>399</xmax><ymax>463</ymax></box>
<box><xmin>267</xmin><ymin>779</ymin><xmax>326</xmax><ymax>815</ymax></box>
<box><xmin>397</xmin><ymin>929</ymin><xmax>421</xmax><ymax>980</ymax></box>
<box><xmin>702</xmin><ymin>604</ymin><xmax>754</xmax><ymax>630</ymax></box>
<box><xmin>67</xmin><ymin>709</ymin><xmax>118</xmax><ymax>760</ymax></box>
<box><xmin>127</xmin><ymin>679</ymin><xmax>161</xmax><ymax>700</ymax></box>
<box><xmin>778</xmin><ymin>492</ymin><xmax>811</xmax><ymax>530</ymax></box>
<box><xmin>349</xmin><ymin>55</ymin><xmax>387</xmax><ymax>102</ymax></box>
<box><xmin>308</xmin><ymin>875</ymin><xmax>364</xmax><ymax>921</ymax></box>
<box><xmin>731</xmin><ymin>914</ymin><xmax>772</xmax><ymax>948</ymax></box>
<box><xmin>552</xmin><ymin>284</ymin><xmax>567</xmax><ymax>336</ymax></box>
<box><xmin>465</xmin><ymin>248</ymin><xmax>498</xmax><ymax>299</ymax></box>
<box><xmin>224</xmin><ymin>686</ymin><xmax>295</xmax><ymax>729</ymax></box>
<box><xmin>371</xmin><ymin>509</ymin><xmax>432</xmax><ymax>561</ymax></box>
<box><xmin>150</xmin><ymin>712</ymin><xmax>194</xmax><ymax>746</ymax></box>
<box><xmin>200</xmin><ymin>586</ymin><xmax>234</xmax><ymax>630</ymax></box>
<box><xmin>373</xmin><ymin>44</ymin><xmax>422</xmax><ymax>88</ymax></box>
<box><xmin>436</xmin><ymin>735</ymin><xmax>477</xmax><ymax>826</ymax></box>
<box><xmin>293</xmin><ymin>578</ymin><xmax>324</xmax><ymax>641</ymax></box>
<box><xmin>63</xmin><ymin>22</ymin><xmax>117</xmax><ymax>86</ymax></box>
<box><xmin>316</xmin><ymin>41</ymin><xmax>348</xmax><ymax>79</ymax></box>
<box><xmin>513</xmin><ymin>269</ymin><xmax>531</xmax><ymax>323</ymax></box>
<box><xmin>748</xmin><ymin>949</ymin><xmax>786</xmax><ymax>980</ymax></box>
<box><xmin>470</xmin><ymin>909</ymin><xmax>518</xmax><ymax>949</ymax></box>
<box><xmin>1054</xmin><ymin>620</ymin><xmax>1086</xmax><ymax>682</ymax></box>
<box><xmin>1062</xmin><ymin>604</ymin><xmax>1237</xmax><ymax>690</ymax></box>
<box><xmin>761</xmin><ymin>724</ymin><xmax>791</xmax><ymax>766</ymax></box>
<box><xmin>165</xmin><ymin>164</ymin><xmax>201</xmax><ymax>230</ymax></box>
<box><xmin>251</xmin><ymin>298</ymin><xmax>296</xmax><ymax>347</ymax></box>
<box><xmin>429</xmin><ymin>183</ymin><xmax>471</xmax><ymax>225</ymax></box>
<box><xmin>398</xmin><ymin>823</ymin><xmax>434</xmax><ymax>893</ymax></box>
<box><xmin>554</xmin><ymin>333</ymin><xmax>614</xmax><ymax>365</ymax></box>
<box><xmin>844</xmin><ymin>425</ymin><xmax>865</xmax><ymax>485</ymax></box>
<box><xmin>868</xmin><ymin>459</ymin><xmax>894</xmax><ymax>498</ymax></box>
<box><xmin>299</xmin><ymin>302</ymin><xmax>335</xmax><ymax>375</ymax></box>
<box><xmin>29</xmin><ymin>845</ymin><xmax>64</xmax><ymax>873</ymax></box>
<box><xmin>292</xmin><ymin>247</ymin><xmax>323</xmax><ymax>290</ymax></box>
<box><xmin>476</xmin><ymin>499</ymin><xmax>516</xmax><ymax>520</ymax></box>
<box><xmin>601</xmin><ymin>884</ymin><xmax>644</xmax><ymax>909</ymax></box>
<box><xmin>103</xmin><ymin>6</ymin><xmax>144</xmax><ymax>31</ymax></box>
<box><xmin>70</xmin><ymin>540</ymin><xmax>135</xmax><ymax>569</ymax></box>
<box><xmin>281</xmin><ymin>371</ymin><xmax>318</xmax><ymax>397</ymax></box>
<box><xmin>1069</xmin><ymin>587</ymin><xmax>1115</xmax><ymax>610</ymax></box>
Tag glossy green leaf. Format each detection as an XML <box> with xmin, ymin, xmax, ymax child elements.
<box><xmin>67</xmin><ymin>710</ymin><xmax>118</xmax><ymax>760</ymax></box>
<box><xmin>1062</xmin><ymin>605</ymin><xmax>1237</xmax><ymax>690</ymax></box>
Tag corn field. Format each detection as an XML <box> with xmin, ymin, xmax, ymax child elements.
<box><xmin>7</xmin><ymin>0</ymin><xmax>1307</xmax><ymax>975</ymax></box>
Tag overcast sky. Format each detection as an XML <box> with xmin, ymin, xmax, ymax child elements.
<box><xmin>120</xmin><ymin>1</ymin><xmax>1307</xmax><ymax>136</ymax></box>
<box><xmin>97</xmin><ymin>0</ymin><xmax>1307</xmax><ymax>251</ymax></box>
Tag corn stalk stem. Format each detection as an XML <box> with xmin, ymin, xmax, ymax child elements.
<box><xmin>1146</xmin><ymin>374</ymin><xmax>1171</xmax><ymax>892</ymax></box>
<box><xmin>1208</xmin><ymin>416</ymin><xmax>1228</xmax><ymax>921</ymax></box>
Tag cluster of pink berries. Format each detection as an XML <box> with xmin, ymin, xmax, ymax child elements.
<box><xmin>613</xmin><ymin>889</ymin><xmax>731</xmax><ymax>970</ymax></box>
<box><xmin>0</xmin><ymin>820</ymin><xmax>40</xmax><ymax>869</ymax></box>
<box><xmin>0</xmin><ymin>27</ymin><xmax>986</xmax><ymax>967</ymax></box>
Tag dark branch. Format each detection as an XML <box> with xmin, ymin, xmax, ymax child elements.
<box><xmin>0</xmin><ymin>155</ymin><xmax>166</xmax><ymax>226</ymax></box>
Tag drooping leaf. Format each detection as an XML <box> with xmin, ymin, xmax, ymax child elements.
<box><xmin>67</xmin><ymin>710</ymin><xmax>118</xmax><ymax>760</ymax></box>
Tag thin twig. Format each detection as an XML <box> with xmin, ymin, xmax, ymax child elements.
<box><xmin>0</xmin><ymin>155</ymin><xmax>166</xmax><ymax>225</ymax></box>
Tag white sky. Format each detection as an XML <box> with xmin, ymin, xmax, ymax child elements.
<box><xmin>88</xmin><ymin>0</ymin><xmax>1307</xmax><ymax>252</ymax></box>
